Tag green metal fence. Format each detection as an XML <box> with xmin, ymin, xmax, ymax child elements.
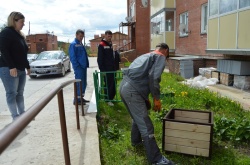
<box><xmin>93</xmin><ymin>70</ymin><xmax>123</xmax><ymax>116</ymax></box>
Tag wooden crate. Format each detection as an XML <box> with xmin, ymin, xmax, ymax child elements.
<box><xmin>220</xmin><ymin>72</ymin><xmax>234</xmax><ymax>86</ymax></box>
<box><xmin>162</xmin><ymin>109</ymin><xmax>213</xmax><ymax>158</ymax></box>
<box><xmin>204</xmin><ymin>72</ymin><xmax>211</xmax><ymax>79</ymax></box>
<box><xmin>211</xmin><ymin>71</ymin><xmax>220</xmax><ymax>82</ymax></box>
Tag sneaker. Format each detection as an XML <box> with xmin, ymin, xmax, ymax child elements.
<box><xmin>153</xmin><ymin>156</ymin><xmax>175</xmax><ymax>165</ymax></box>
<box><xmin>107</xmin><ymin>102</ymin><xmax>114</xmax><ymax>106</ymax></box>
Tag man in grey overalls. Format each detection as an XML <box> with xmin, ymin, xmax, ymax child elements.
<box><xmin>119</xmin><ymin>43</ymin><xmax>175</xmax><ymax>165</ymax></box>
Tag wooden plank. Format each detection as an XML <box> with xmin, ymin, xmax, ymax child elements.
<box><xmin>174</xmin><ymin>116</ymin><xmax>209</xmax><ymax>123</ymax></box>
<box><xmin>164</xmin><ymin>144</ymin><xmax>209</xmax><ymax>157</ymax></box>
<box><xmin>175</xmin><ymin>110</ymin><xmax>209</xmax><ymax>120</ymax></box>
<box><xmin>165</xmin><ymin>121</ymin><xmax>211</xmax><ymax>133</ymax></box>
<box><xmin>165</xmin><ymin>129</ymin><xmax>210</xmax><ymax>141</ymax></box>
<box><xmin>164</xmin><ymin>136</ymin><xmax>210</xmax><ymax>149</ymax></box>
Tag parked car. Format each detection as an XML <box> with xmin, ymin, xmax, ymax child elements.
<box><xmin>29</xmin><ymin>50</ymin><xmax>71</xmax><ymax>78</ymax></box>
<box><xmin>27</xmin><ymin>53</ymin><xmax>38</xmax><ymax>63</ymax></box>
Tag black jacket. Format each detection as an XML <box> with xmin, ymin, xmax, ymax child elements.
<box><xmin>97</xmin><ymin>39</ymin><xmax>115</xmax><ymax>72</ymax></box>
<box><xmin>0</xmin><ymin>27</ymin><xmax>29</xmax><ymax>71</ymax></box>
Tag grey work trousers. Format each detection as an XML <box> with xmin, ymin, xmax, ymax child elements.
<box><xmin>119</xmin><ymin>79</ymin><xmax>162</xmax><ymax>163</ymax></box>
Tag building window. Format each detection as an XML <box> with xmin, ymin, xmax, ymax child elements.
<box><xmin>165</xmin><ymin>11</ymin><xmax>174</xmax><ymax>31</ymax></box>
<box><xmin>201</xmin><ymin>3</ymin><xmax>208</xmax><ymax>34</ymax></box>
<box><xmin>240</xmin><ymin>0</ymin><xmax>250</xmax><ymax>8</ymax></box>
<box><xmin>39</xmin><ymin>39</ymin><xmax>43</xmax><ymax>42</ymax></box>
<box><xmin>151</xmin><ymin>12</ymin><xmax>164</xmax><ymax>34</ymax></box>
<box><xmin>209</xmin><ymin>0</ymin><xmax>218</xmax><ymax>16</ymax></box>
<box><xmin>179</xmin><ymin>12</ymin><xmax>188</xmax><ymax>36</ymax></box>
<box><xmin>219</xmin><ymin>0</ymin><xmax>237</xmax><ymax>14</ymax></box>
<box><xmin>166</xmin><ymin>19</ymin><xmax>172</xmax><ymax>31</ymax></box>
<box><xmin>130</xmin><ymin>2</ymin><xmax>135</xmax><ymax>17</ymax></box>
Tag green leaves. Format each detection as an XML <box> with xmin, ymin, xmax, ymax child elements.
<box><xmin>214</xmin><ymin>114</ymin><xmax>250</xmax><ymax>143</ymax></box>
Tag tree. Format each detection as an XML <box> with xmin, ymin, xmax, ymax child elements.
<box><xmin>0</xmin><ymin>24</ymin><xmax>7</xmax><ymax>32</ymax></box>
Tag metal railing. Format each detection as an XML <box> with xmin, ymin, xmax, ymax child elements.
<box><xmin>93</xmin><ymin>70</ymin><xmax>123</xmax><ymax>116</ymax></box>
<box><xmin>0</xmin><ymin>79</ymin><xmax>84</xmax><ymax>165</ymax></box>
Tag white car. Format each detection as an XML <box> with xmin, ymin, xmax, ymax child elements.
<box><xmin>27</xmin><ymin>53</ymin><xmax>38</xmax><ymax>63</ymax></box>
<box><xmin>29</xmin><ymin>50</ymin><xmax>71</xmax><ymax>78</ymax></box>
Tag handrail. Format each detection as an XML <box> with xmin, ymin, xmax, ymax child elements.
<box><xmin>118</xmin><ymin>41</ymin><xmax>133</xmax><ymax>51</ymax></box>
<box><xmin>0</xmin><ymin>79</ymin><xmax>84</xmax><ymax>165</ymax></box>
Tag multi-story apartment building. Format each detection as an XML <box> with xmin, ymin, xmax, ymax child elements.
<box><xmin>118</xmin><ymin>0</ymin><xmax>151</xmax><ymax>61</ymax></box>
<box><xmin>206</xmin><ymin>0</ymin><xmax>250</xmax><ymax>58</ymax></box>
<box><xmin>150</xmin><ymin>0</ymin><xmax>250</xmax><ymax>77</ymax></box>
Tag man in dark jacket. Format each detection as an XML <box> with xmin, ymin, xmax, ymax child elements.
<box><xmin>119</xmin><ymin>43</ymin><xmax>175</xmax><ymax>165</ymax></box>
<box><xmin>97</xmin><ymin>30</ymin><xmax>116</xmax><ymax>106</ymax></box>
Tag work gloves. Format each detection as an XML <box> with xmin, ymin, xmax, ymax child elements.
<box><xmin>153</xmin><ymin>98</ymin><xmax>161</xmax><ymax>112</ymax></box>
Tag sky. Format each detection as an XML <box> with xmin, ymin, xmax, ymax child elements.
<box><xmin>0</xmin><ymin>0</ymin><xmax>128</xmax><ymax>44</ymax></box>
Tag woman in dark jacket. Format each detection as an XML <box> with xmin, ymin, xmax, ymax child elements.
<box><xmin>0</xmin><ymin>11</ymin><xmax>30</xmax><ymax>120</ymax></box>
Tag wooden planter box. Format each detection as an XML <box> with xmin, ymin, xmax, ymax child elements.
<box><xmin>162</xmin><ymin>109</ymin><xmax>213</xmax><ymax>158</ymax></box>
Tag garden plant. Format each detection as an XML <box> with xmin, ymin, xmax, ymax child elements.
<box><xmin>97</xmin><ymin>72</ymin><xmax>250</xmax><ymax>165</ymax></box>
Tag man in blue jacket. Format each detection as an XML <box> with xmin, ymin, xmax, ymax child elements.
<box><xmin>69</xmin><ymin>29</ymin><xmax>89</xmax><ymax>105</ymax></box>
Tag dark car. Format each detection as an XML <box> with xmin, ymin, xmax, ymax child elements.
<box><xmin>29</xmin><ymin>50</ymin><xmax>71</xmax><ymax>78</ymax></box>
<box><xmin>27</xmin><ymin>53</ymin><xmax>38</xmax><ymax>63</ymax></box>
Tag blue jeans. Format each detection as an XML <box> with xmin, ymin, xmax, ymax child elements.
<box><xmin>0</xmin><ymin>67</ymin><xmax>26</xmax><ymax>120</ymax></box>
<box><xmin>74</xmin><ymin>67</ymin><xmax>87</xmax><ymax>98</ymax></box>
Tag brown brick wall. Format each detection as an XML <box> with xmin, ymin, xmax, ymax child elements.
<box><xmin>128</xmin><ymin>0</ymin><xmax>150</xmax><ymax>59</ymax></box>
<box><xmin>175</xmin><ymin>0</ymin><xmax>210</xmax><ymax>56</ymax></box>
<box><xmin>26</xmin><ymin>34</ymin><xmax>58</xmax><ymax>53</ymax></box>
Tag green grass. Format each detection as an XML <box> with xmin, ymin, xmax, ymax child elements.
<box><xmin>97</xmin><ymin>72</ymin><xmax>250</xmax><ymax>165</ymax></box>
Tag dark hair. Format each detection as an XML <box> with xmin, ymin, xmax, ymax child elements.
<box><xmin>155</xmin><ymin>43</ymin><xmax>169</xmax><ymax>50</ymax></box>
<box><xmin>105</xmin><ymin>30</ymin><xmax>112</xmax><ymax>35</ymax></box>
<box><xmin>76</xmin><ymin>29</ymin><xmax>84</xmax><ymax>35</ymax></box>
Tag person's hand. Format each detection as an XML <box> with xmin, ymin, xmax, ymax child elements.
<box><xmin>10</xmin><ymin>68</ymin><xmax>17</xmax><ymax>77</ymax></box>
<box><xmin>26</xmin><ymin>69</ymin><xmax>31</xmax><ymax>75</ymax></box>
<box><xmin>153</xmin><ymin>98</ymin><xmax>161</xmax><ymax>112</ymax></box>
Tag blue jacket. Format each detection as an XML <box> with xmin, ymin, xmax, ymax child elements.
<box><xmin>69</xmin><ymin>38</ymin><xmax>89</xmax><ymax>70</ymax></box>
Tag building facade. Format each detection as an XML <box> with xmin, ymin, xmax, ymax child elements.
<box><xmin>26</xmin><ymin>33</ymin><xmax>58</xmax><ymax>54</ymax></box>
<box><xmin>207</xmin><ymin>0</ymin><xmax>250</xmax><ymax>57</ymax></box>
<box><xmin>122</xmin><ymin>0</ymin><xmax>150</xmax><ymax>57</ymax></box>
<box><xmin>89</xmin><ymin>32</ymin><xmax>129</xmax><ymax>54</ymax></box>
<box><xmin>151</xmin><ymin>0</ymin><xmax>175</xmax><ymax>53</ymax></box>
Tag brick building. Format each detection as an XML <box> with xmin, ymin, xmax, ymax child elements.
<box><xmin>89</xmin><ymin>32</ymin><xmax>129</xmax><ymax>55</ymax></box>
<box><xmin>118</xmin><ymin>0</ymin><xmax>150</xmax><ymax>62</ymax></box>
<box><xmin>175</xmin><ymin>0</ymin><xmax>208</xmax><ymax>56</ymax></box>
<box><xmin>26</xmin><ymin>33</ymin><xmax>58</xmax><ymax>53</ymax></box>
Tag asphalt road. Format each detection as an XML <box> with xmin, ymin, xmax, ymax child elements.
<box><xmin>0</xmin><ymin>57</ymin><xmax>98</xmax><ymax>115</ymax></box>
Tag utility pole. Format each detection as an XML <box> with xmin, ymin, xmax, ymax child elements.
<box><xmin>83</xmin><ymin>29</ymin><xmax>86</xmax><ymax>47</ymax></box>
